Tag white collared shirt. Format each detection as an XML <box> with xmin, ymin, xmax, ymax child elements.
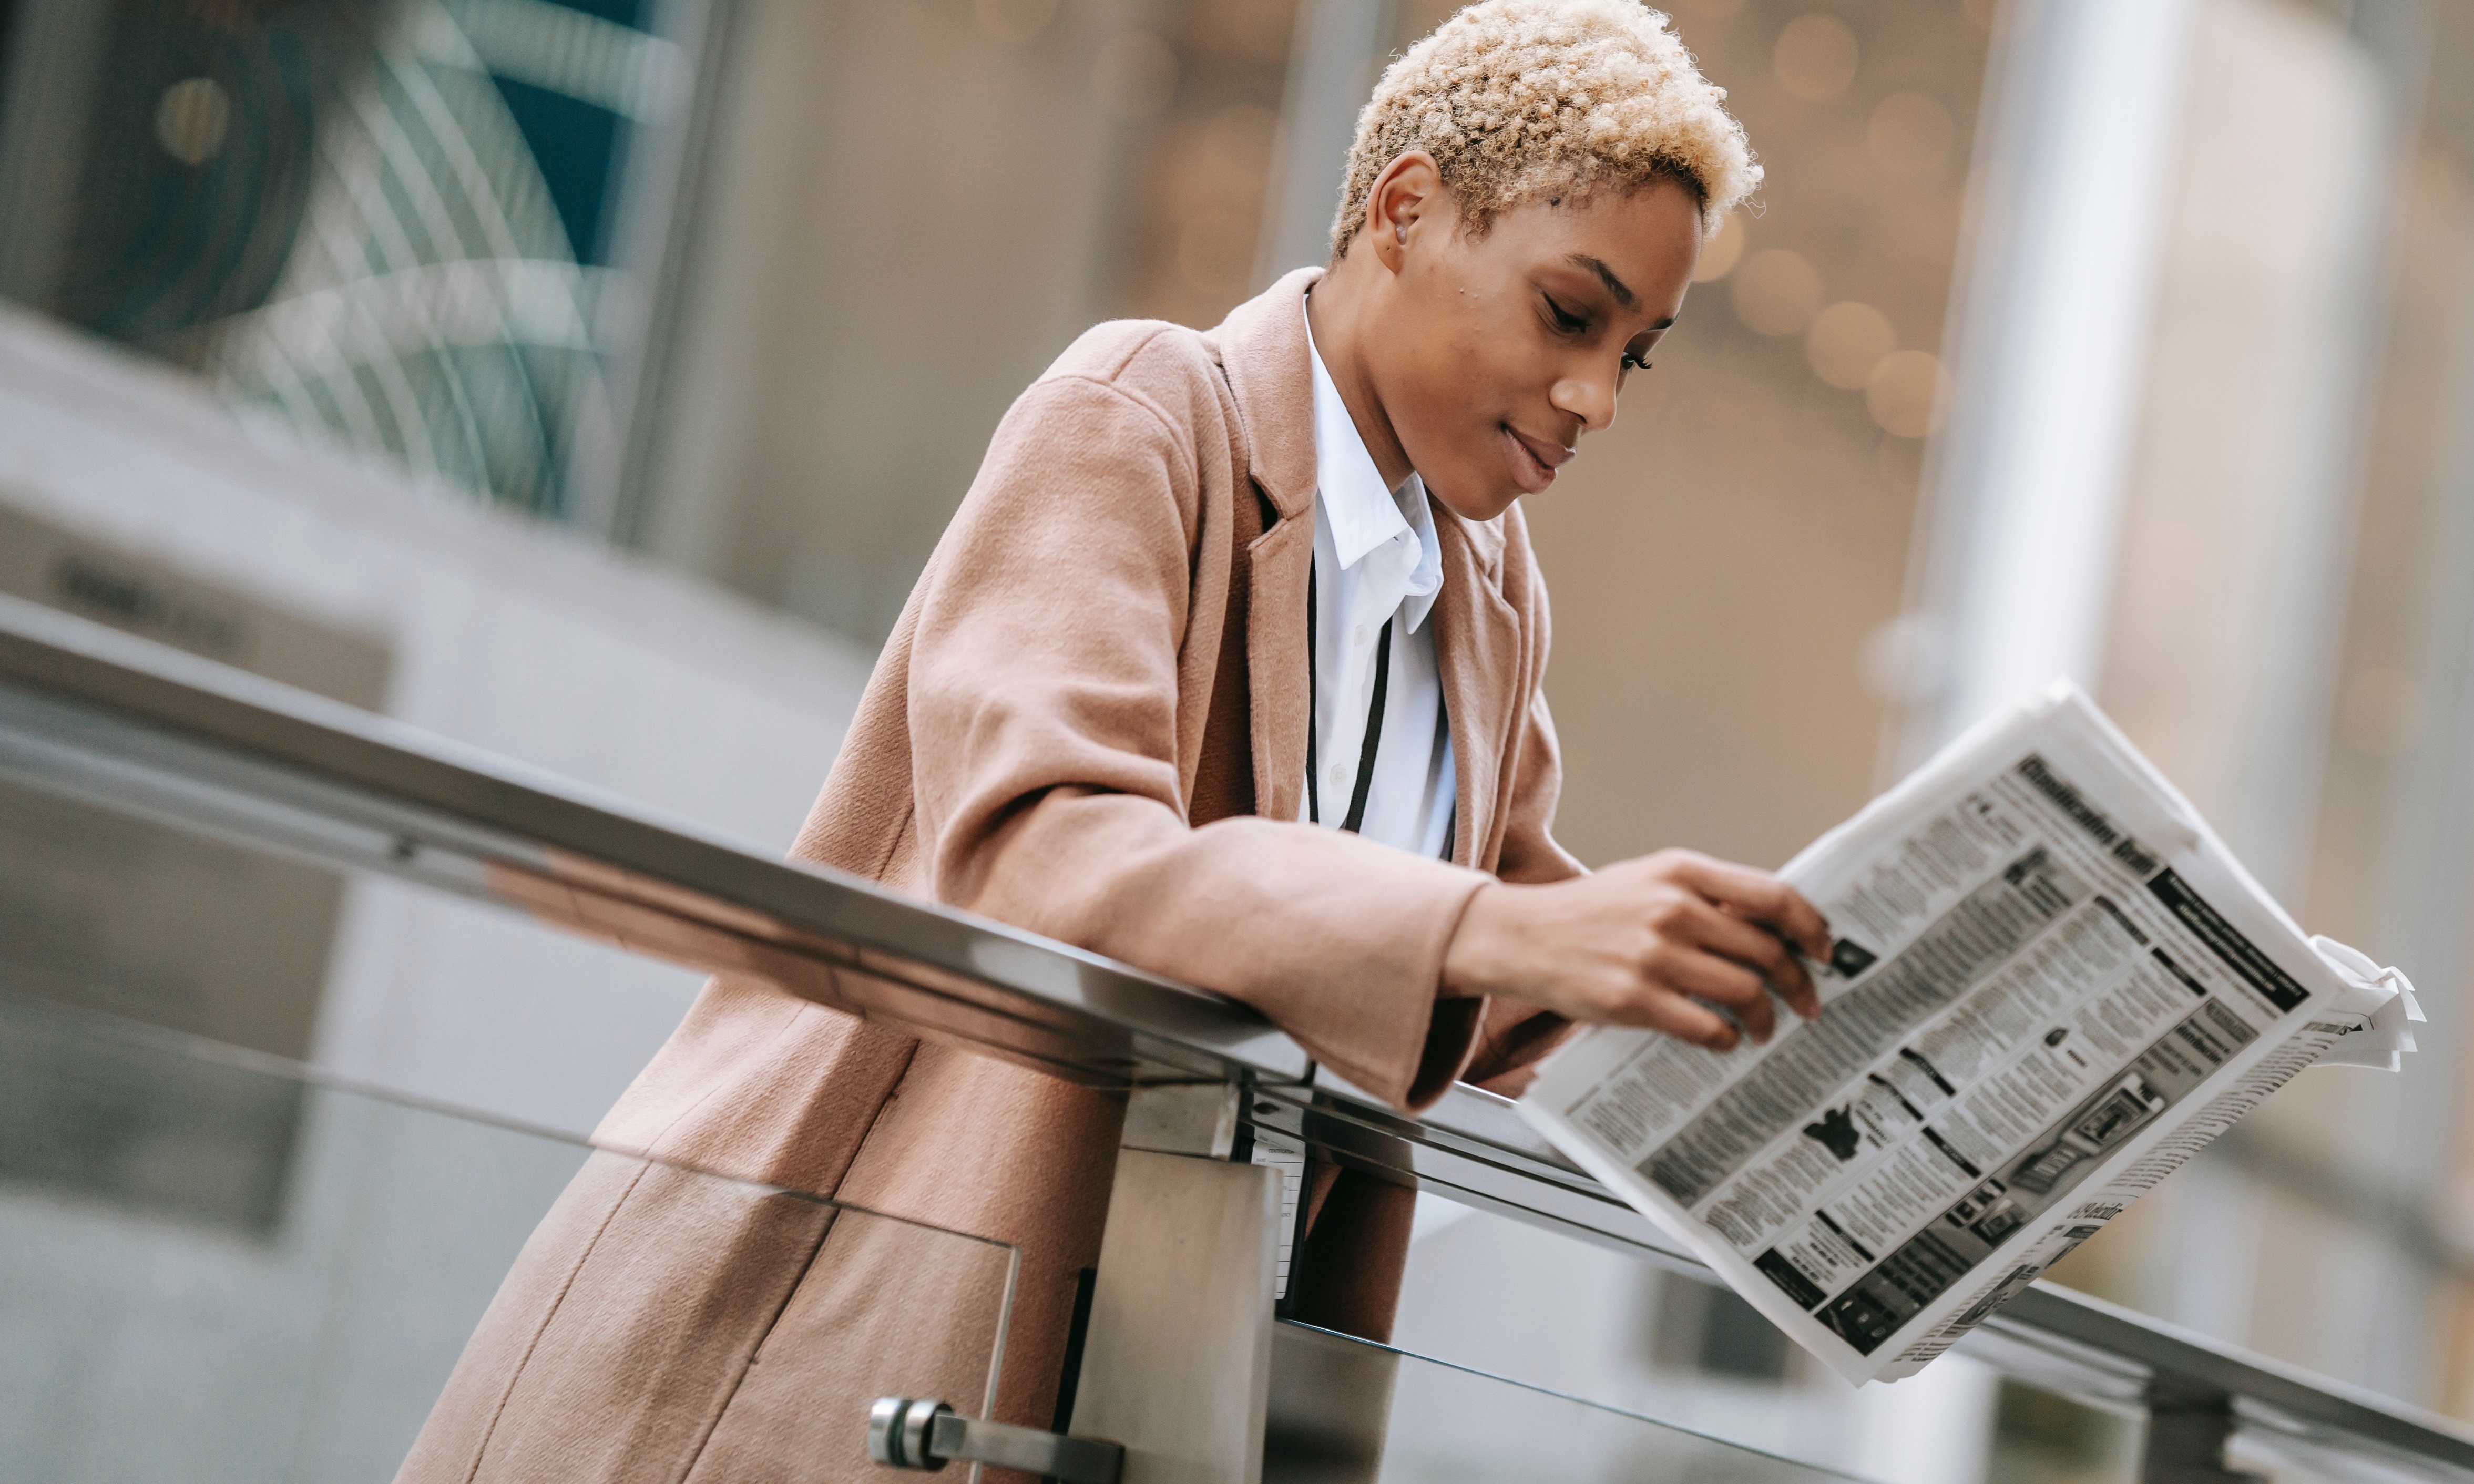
<box><xmin>1300</xmin><ymin>305</ymin><xmax>1457</xmax><ymax>859</ymax></box>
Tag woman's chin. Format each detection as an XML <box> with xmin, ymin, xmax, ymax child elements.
<box><xmin>1426</xmin><ymin>473</ymin><xmax>1524</xmax><ymax>524</ymax></box>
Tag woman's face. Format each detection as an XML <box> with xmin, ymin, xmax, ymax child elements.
<box><xmin>1363</xmin><ymin>164</ymin><xmax>1703</xmax><ymax>522</ymax></box>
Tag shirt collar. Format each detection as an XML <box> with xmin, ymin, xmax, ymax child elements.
<box><xmin>1305</xmin><ymin>301</ymin><xmax>1444</xmax><ymax>632</ymax></box>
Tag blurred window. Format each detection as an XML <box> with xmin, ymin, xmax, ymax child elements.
<box><xmin>0</xmin><ymin>0</ymin><xmax>722</xmax><ymax>530</ymax></box>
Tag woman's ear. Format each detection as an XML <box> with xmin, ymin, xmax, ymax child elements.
<box><xmin>1368</xmin><ymin>151</ymin><xmax>1444</xmax><ymax>274</ymax></box>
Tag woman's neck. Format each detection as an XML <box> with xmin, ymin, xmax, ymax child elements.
<box><xmin>1304</xmin><ymin>260</ymin><xmax>1416</xmax><ymax>490</ymax></box>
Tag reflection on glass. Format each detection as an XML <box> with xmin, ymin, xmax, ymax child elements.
<box><xmin>1270</xmin><ymin>1320</ymin><xmax>1877</xmax><ymax>1483</ymax></box>
<box><xmin>0</xmin><ymin>993</ymin><xmax>1015</xmax><ymax>1484</ymax></box>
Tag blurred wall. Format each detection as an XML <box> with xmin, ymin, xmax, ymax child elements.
<box><xmin>640</xmin><ymin>0</ymin><xmax>1172</xmax><ymax>643</ymax></box>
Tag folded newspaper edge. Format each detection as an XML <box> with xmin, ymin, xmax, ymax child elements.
<box><xmin>1517</xmin><ymin>680</ymin><xmax>2417</xmax><ymax>1385</ymax></box>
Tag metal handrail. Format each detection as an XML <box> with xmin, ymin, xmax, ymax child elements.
<box><xmin>2</xmin><ymin>592</ymin><xmax>2468</xmax><ymax>1478</ymax></box>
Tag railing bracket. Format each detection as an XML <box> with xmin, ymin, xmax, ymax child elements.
<box><xmin>866</xmin><ymin>1397</ymin><xmax>1123</xmax><ymax>1484</ymax></box>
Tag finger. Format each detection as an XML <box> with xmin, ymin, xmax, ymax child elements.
<box><xmin>1680</xmin><ymin>902</ymin><xmax>1822</xmax><ymax>1019</ymax></box>
<box><xmin>1605</xmin><ymin>984</ymin><xmax>1740</xmax><ymax>1052</ymax></box>
<box><xmin>1777</xmin><ymin>948</ymin><xmax>1822</xmax><ymax>1018</ymax></box>
<box><xmin>1784</xmin><ymin>889</ymin><xmax>1834</xmax><ymax>963</ymax></box>
<box><xmin>1675</xmin><ymin>856</ymin><xmax>1833</xmax><ymax>960</ymax></box>
<box><xmin>1647</xmin><ymin>945</ymin><xmax>1776</xmax><ymax>1043</ymax></box>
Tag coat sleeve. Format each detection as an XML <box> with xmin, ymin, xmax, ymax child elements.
<box><xmin>905</xmin><ymin>369</ymin><xmax>1491</xmax><ymax>1110</ymax></box>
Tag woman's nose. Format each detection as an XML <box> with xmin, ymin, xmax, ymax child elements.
<box><xmin>1551</xmin><ymin>371</ymin><xmax>1617</xmax><ymax>434</ymax></box>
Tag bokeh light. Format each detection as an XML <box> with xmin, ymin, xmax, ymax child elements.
<box><xmin>1774</xmin><ymin>14</ymin><xmax>1858</xmax><ymax>101</ymax></box>
<box><xmin>154</xmin><ymin>78</ymin><xmax>230</xmax><ymax>168</ymax></box>
<box><xmin>1692</xmin><ymin>212</ymin><xmax>1746</xmax><ymax>283</ymax></box>
<box><xmin>1731</xmin><ymin>248</ymin><xmax>1823</xmax><ymax>336</ymax></box>
<box><xmin>1865</xmin><ymin>349</ymin><xmax>1949</xmax><ymax>437</ymax></box>
<box><xmin>1807</xmin><ymin>301</ymin><xmax>1896</xmax><ymax>389</ymax></box>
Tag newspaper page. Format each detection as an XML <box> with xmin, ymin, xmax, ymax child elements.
<box><xmin>1518</xmin><ymin>682</ymin><xmax>2414</xmax><ymax>1385</ymax></box>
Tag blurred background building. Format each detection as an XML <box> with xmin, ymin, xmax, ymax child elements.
<box><xmin>3</xmin><ymin>0</ymin><xmax>2473</xmax><ymax>1480</ymax></box>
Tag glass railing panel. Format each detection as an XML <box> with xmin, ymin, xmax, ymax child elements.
<box><xmin>1392</xmin><ymin>1195</ymin><xmax>2159</xmax><ymax>1484</ymax></box>
<box><xmin>1269</xmin><ymin>1319</ymin><xmax>1879</xmax><ymax>1483</ymax></box>
<box><xmin>2227</xmin><ymin>1404</ymin><xmax>2474</xmax><ymax>1484</ymax></box>
<box><xmin>0</xmin><ymin>991</ymin><xmax>1015</xmax><ymax>1484</ymax></box>
<box><xmin>14</xmin><ymin>602</ymin><xmax>2474</xmax><ymax>1483</ymax></box>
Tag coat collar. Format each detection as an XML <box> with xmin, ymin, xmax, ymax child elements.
<box><xmin>1209</xmin><ymin>267</ymin><xmax>1323</xmax><ymax>523</ymax></box>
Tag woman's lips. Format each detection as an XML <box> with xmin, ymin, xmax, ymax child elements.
<box><xmin>1499</xmin><ymin>424</ymin><xmax>1573</xmax><ymax>495</ymax></box>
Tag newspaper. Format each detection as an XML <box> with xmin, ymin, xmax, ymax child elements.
<box><xmin>1518</xmin><ymin>682</ymin><xmax>2420</xmax><ymax>1385</ymax></box>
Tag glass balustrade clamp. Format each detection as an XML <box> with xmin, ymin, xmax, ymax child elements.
<box><xmin>6</xmin><ymin>591</ymin><xmax>2474</xmax><ymax>1484</ymax></box>
<box><xmin>866</xmin><ymin>1397</ymin><xmax>1124</xmax><ymax>1484</ymax></box>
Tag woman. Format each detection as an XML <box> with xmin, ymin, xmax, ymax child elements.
<box><xmin>401</xmin><ymin>3</ymin><xmax>1831</xmax><ymax>1478</ymax></box>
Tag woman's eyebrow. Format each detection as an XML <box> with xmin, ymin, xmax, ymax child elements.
<box><xmin>1562</xmin><ymin>252</ymin><xmax>1637</xmax><ymax>309</ymax></box>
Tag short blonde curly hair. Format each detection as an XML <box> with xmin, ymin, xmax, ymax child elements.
<box><xmin>1332</xmin><ymin>0</ymin><xmax>1759</xmax><ymax>258</ymax></box>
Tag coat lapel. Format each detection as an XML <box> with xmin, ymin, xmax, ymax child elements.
<box><xmin>1245</xmin><ymin>518</ymin><xmax>1313</xmax><ymax>824</ymax></box>
<box><xmin>1210</xmin><ymin>269</ymin><xmax>1321</xmax><ymax>827</ymax></box>
<box><xmin>1431</xmin><ymin>509</ymin><xmax>1519</xmax><ymax>867</ymax></box>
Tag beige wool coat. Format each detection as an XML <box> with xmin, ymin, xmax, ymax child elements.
<box><xmin>397</xmin><ymin>268</ymin><xmax>1583</xmax><ymax>1483</ymax></box>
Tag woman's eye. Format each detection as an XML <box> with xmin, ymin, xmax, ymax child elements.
<box><xmin>1543</xmin><ymin>295</ymin><xmax>1588</xmax><ymax>334</ymax></box>
<box><xmin>1621</xmin><ymin>353</ymin><xmax>1653</xmax><ymax>372</ymax></box>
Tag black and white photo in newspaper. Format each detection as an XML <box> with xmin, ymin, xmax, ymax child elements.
<box><xmin>1519</xmin><ymin>683</ymin><xmax>2394</xmax><ymax>1384</ymax></box>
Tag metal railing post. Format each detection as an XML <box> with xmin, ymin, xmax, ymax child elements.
<box><xmin>1065</xmin><ymin>1085</ymin><xmax>1283</xmax><ymax>1484</ymax></box>
<box><xmin>2141</xmin><ymin>1378</ymin><xmax>2264</xmax><ymax>1484</ymax></box>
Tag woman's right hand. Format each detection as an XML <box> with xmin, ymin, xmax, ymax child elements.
<box><xmin>1441</xmin><ymin>848</ymin><xmax>1832</xmax><ymax>1051</ymax></box>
